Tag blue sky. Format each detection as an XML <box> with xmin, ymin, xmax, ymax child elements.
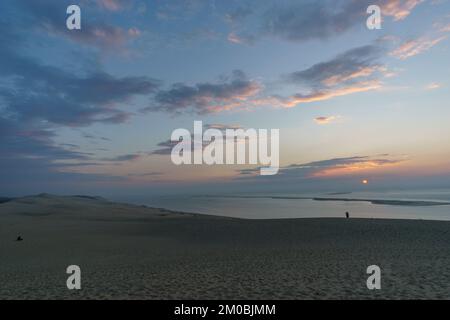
<box><xmin>1</xmin><ymin>0</ymin><xmax>450</xmax><ymax>196</ymax></box>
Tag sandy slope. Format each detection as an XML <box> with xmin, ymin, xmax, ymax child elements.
<box><xmin>1</xmin><ymin>194</ymin><xmax>449</xmax><ymax>299</ymax></box>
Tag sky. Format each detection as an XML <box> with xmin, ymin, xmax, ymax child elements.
<box><xmin>1</xmin><ymin>0</ymin><xmax>450</xmax><ymax>197</ymax></box>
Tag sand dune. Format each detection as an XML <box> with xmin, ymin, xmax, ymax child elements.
<box><xmin>1</xmin><ymin>194</ymin><xmax>450</xmax><ymax>299</ymax></box>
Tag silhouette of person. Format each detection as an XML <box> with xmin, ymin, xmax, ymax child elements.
<box><xmin>345</xmin><ymin>212</ymin><xmax>349</xmax><ymax>219</ymax></box>
<box><xmin>16</xmin><ymin>236</ymin><xmax>23</xmax><ymax>241</ymax></box>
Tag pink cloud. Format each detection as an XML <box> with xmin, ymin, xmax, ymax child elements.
<box><xmin>382</xmin><ymin>0</ymin><xmax>424</xmax><ymax>21</ymax></box>
<box><xmin>257</xmin><ymin>81</ymin><xmax>382</xmax><ymax>109</ymax></box>
<box><xmin>390</xmin><ymin>36</ymin><xmax>447</xmax><ymax>59</ymax></box>
<box><xmin>97</xmin><ymin>0</ymin><xmax>126</xmax><ymax>11</ymax></box>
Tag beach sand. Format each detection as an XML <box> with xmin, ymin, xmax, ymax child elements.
<box><xmin>1</xmin><ymin>194</ymin><xmax>449</xmax><ymax>300</ymax></box>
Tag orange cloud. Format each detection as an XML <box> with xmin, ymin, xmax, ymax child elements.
<box><xmin>390</xmin><ymin>36</ymin><xmax>447</xmax><ymax>59</ymax></box>
<box><xmin>382</xmin><ymin>0</ymin><xmax>424</xmax><ymax>21</ymax></box>
<box><xmin>313</xmin><ymin>159</ymin><xmax>405</xmax><ymax>177</ymax></box>
<box><xmin>203</xmin><ymin>82</ymin><xmax>263</xmax><ymax>113</ymax></box>
<box><xmin>268</xmin><ymin>80</ymin><xmax>382</xmax><ymax>108</ymax></box>
<box><xmin>321</xmin><ymin>67</ymin><xmax>379</xmax><ymax>87</ymax></box>
<box><xmin>237</xmin><ymin>155</ymin><xmax>409</xmax><ymax>181</ymax></box>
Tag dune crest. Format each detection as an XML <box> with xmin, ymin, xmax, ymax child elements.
<box><xmin>0</xmin><ymin>194</ymin><xmax>200</xmax><ymax>220</ymax></box>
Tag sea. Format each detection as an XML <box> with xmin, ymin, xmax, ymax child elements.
<box><xmin>117</xmin><ymin>189</ymin><xmax>450</xmax><ymax>221</ymax></box>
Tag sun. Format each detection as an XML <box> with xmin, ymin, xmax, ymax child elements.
<box><xmin>362</xmin><ymin>179</ymin><xmax>369</xmax><ymax>185</ymax></box>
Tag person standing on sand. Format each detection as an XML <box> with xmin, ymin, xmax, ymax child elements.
<box><xmin>345</xmin><ymin>212</ymin><xmax>350</xmax><ymax>219</ymax></box>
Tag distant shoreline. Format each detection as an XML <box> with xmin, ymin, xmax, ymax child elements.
<box><xmin>312</xmin><ymin>197</ymin><xmax>450</xmax><ymax>206</ymax></box>
<box><xmin>193</xmin><ymin>194</ymin><xmax>450</xmax><ymax>207</ymax></box>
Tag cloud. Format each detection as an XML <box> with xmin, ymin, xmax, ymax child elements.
<box><xmin>314</xmin><ymin>116</ymin><xmax>340</xmax><ymax>125</ymax></box>
<box><xmin>154</xmin><ymin>0</ymin><xmax>207</xmax><ymax>21</ymax></box>
<box><xmin>0</xmin><ymin>118</ymin><xmax>88</xmax><ymax>162</ymax></box>
<box><xmin>309</xmin><ymin>157</ymin><xmax>405</xmax><ymax>177</ymax></box>
<box><xmin>0</xmin><ymin>116</ymin><xmax>124</xmax><ymax>192</ymax></box>
<box><xmin>0</xmin><ymin>12</ymin><xmax>160</xmax><ymax>190</ymax></box>
<box><xmin>224</xmin><ymin>5</ymin><xmax>256</xmax><ymax>45</ymax></box>
<box><xmin>145</xmin><ymin>44</ymin><xmax>387</xmax><ymax>114</ymax></box>
<box><xmin>237</xmin><ymin>155</ymin><xmax>407</xmax><ymax>180</ymax></box>
<box><xmin>96</xmin><ymin>0</ymin><xmax>130</xmax><ymax>11</ymax></box>
<box><xmin>320</xmin><ymin>66</ymin><xmax>384</xmax><ymax>87</ymax></box>
<box><xmin>204</xmin><ymin>124</ymin><xmax>244</xmax><ymax>130</ymax></box>
<box><xmin>390</xmin><ymin>36</ymin><xmax>447</xmax><ymax>59</ymax></box>
<box><xmin>286</xmin><ymin>45</ymin><xmax>384</xmax><ymax>87</ymax></box>
<box><xmin>440</xmin><ymin>23</ymin><xmax>450</xmax><ymax>32</ymax></box>
<box><xmin>151</xmin><ymin>140</ymin><xmax>181</xmax><ymax>156</ymax></box>
<box><xmin>0</xmin><ymin>24</ymin><xmax>101</xmax><ymax>190</ymax></box>
<box><xmin>101</xmin><ymin>153</ymin><xmax>143</xmax><ymax>162</ymax></box>
<box><xmin>0</xmin><ymin>113</ymin><xmax>138</xmax><ymax>192</ymax></box>
<box><xmin>128</xmin><ymin>172</ymin><xmax>163</xmax><ymax>177</ymax></box>
<box><xmin>0</xmin><ymin>44</ymin><xmax>159</xmax><ymax>127</ymax></box>
<box><xmin>16</xmin><ymin>0</ymin><xmax>138</xmax><ymax>50</ymax></box>
<box><xmin>227</xmin><ymin>32</ymin><xmax>243</xmax><ymax>44</ymax></box>
<box><xmin>426</xmin><ymin>82</ymin><xmax>442</xmax><ymax>90</ymax></box>
<box><xmin>82</xmin><ymin>133</ymin><xmax>112</xmax><ymax>142</ymax></box>
<box><xmin>55</xmin><ymin>24</ymin><xmax>131</xmax><ymax>50</ymax></box>
<box><xmin>262</xmin><ymin>1</ymin><xmax>363</xmax><ymax>42</ymax></box>
<box><xmin>261</xmin><ymin>80</ymin><xmax>382</xmax><ymax>108</ymax></box>
<box><xmin>248</xmin><ymin>44</ymin><xmax>390</xmax><ymax>108</ymax></box>
<box><xmin>241</xmin><ymin>0</ymin><xmax>423</xmax><ymax>43</ymax></box>
<box><xmin>145</xmin><ymin>70</ymin><xmax>262</xmax><ymax>114</ymax></box>
<box><xmin>143</xmin><ymin>44</ymin><xmax>386</xmax><ymax>114</ymax></box>
<box><xmin>227</xmin><ymin>32</ymin><xmax>256</xmax><ymax>45</ymax></box>
<box><xmin>225</xmin><ymin>6</ymin><xmax>254</xmax><ymax>25</ymax></box>
<box><xmin>258</xmin><ymin>45</ymin><xmax>386</xmax><ymax>108</ymax></box>
<box><xmin>128</xmin><ymin>27</ymin><xmax>141</xmax><ymax>37</ymax></box>
<box><xmin>151</xmin><ymin>123</ymin><xmax>245</xmax><ymax>155</ymax></box>
<box><xmin>151</xmin><ymin>136</ymin><xmax>207</xmax><ymax>156</ymax></box>
<box><xmin>382</xmin><ymin>0</ymin><xmax>424</xmax><ymax>21</ymax></box>
<box><xmin>0</xmin><ymin>70</ymin><xmax>158</xmax><ymax>127</ymax></box>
